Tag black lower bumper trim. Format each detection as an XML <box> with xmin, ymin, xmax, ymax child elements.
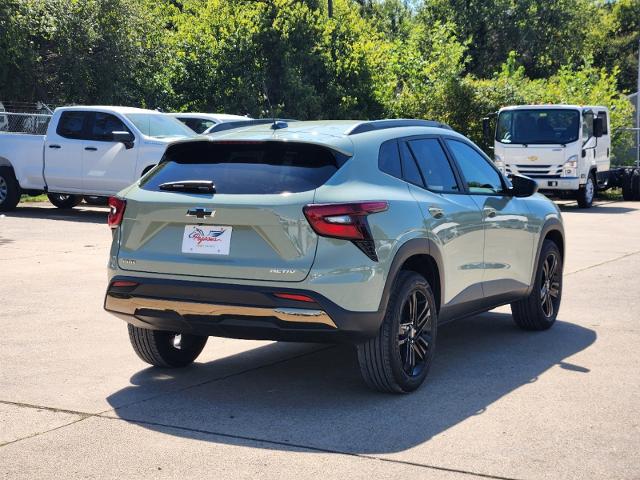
<box><xmin>104</xmin><ymin>276</ymin><xmax>384</xmax><ymax>343</ymax></box>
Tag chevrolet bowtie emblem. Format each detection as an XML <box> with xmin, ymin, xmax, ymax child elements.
<box><xmin>186</xmin><ymin>208</ymin><xmax>214</xmax><ymax>219</ymax></box>
<box><xmin>528</xmin><ymin>155</ymin><xmax>538</xmax><ymax>162</ymax></box>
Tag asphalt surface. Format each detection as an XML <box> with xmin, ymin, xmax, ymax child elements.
<box><xmin>0</xmin><ymin>199</ymin><xmax>639</xmax><ymax>479</ymax></box>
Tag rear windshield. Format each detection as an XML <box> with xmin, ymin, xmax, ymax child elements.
<box><xmin>140</xmin><ymin>141</ymin><xmax>348</xmax><ymax>195</ymax></box>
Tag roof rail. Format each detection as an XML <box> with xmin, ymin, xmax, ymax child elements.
<box><xmin>346</xmin><ymin>119</ymin><xmax>452</xmax><ymax>135</ymax></box>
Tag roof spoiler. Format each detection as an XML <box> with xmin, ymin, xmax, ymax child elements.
<box><xmin>346</xmin><ymin>119</ymin><xmax>452</xmax><ymax>135</ymax></box>
<box><xmin>205</xmin><ymin>118</ymin><xmax>298</xmax><ymax>134</ymax></box>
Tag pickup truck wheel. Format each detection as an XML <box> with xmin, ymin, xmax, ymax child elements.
<box><xmin>511</xmin><ymin>240</ymin><xmax>562</xmax><ymax>331</ymax></box>
<box><xmin>47</xmin><ymin>193</ymin><xmax>83</xmax><ymax>209</ymax></box>
<box><xmin>356</xmin><ymin>271</ymin><xmax>437</xmax><ymax>393</ymax></box>
<box><xmin>576</xmin><ymin>173</ymin><xmax>595</xmax><ymax>208</ymax></box>
<box><xmin>0</xmin><ymin>167</ymin><xmax>20</xmax><ymax>212</ymax></box>
<box><xmin>127</xmin><ymin>324</ymin><xmax>208</xmax><ymax>368</ymax></box>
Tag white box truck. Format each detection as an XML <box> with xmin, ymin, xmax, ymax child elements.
<box><xmin>484</xmin><ymin>105</ymin><xmax>612</xmax><ymax>208</ymax></box>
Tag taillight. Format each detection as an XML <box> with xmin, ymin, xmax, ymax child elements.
<box><xmin>108</xmin><ymin>197</ymin><xmax>126</xmax><ymax>229</ymax></box>
<box><xmin>303</xmin><ymin>202</ymin><xmax>388</xmax><ymax>261</ymax></box>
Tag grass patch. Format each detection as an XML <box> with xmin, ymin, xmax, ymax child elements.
<box><xmin>21</xmin><ymin>194</ymin><xmax>49</xmax><ymax>203</ymax></box>
<box><xmin>598</xmin><ymin>188</ymin><xmax>623</xmax><ymax>201</ymax></box>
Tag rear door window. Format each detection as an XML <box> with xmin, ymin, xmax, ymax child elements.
<box><xmin>408</xmin><ymin>138</ymin><xmax>460</xmax><ymax>192</ymax></box>
<box><xmin>179</xmin><ymin>118</ymin><xmax>216</xmax><ymax>134</ymax></box>
<box><xmin>57</xmin><ymin>111</ymin><xmax>90</xmax><ymax>139</ymax></box>
<box><xmin>399</xmin><ymin>141</ymin><xmax>424</xmax><ymax>187</ymax></box>
<box><xmin>89</xmin><ymin>113</ymin><xmax>131</xmax><ymax>141</ymax></box>
<box><xmin>141</xmin><ymin>141</ymin><xmax>348</xmax><ymax>195</ymax></box>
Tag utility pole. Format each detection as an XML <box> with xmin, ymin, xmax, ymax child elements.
<box><xmin>328</xmin><ymin>0</ymin><xmax>333</xmax><ymax>18</ymax></box>
<box><xmin>636</xmin><ymin>38</ymin><xmax>639</xmax><ymax>167</ymax></box>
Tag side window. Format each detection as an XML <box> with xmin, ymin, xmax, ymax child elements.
<box><xmin>56</xmin><ymin>111</ymin><xmax>89</xmax><ymax>139</ymax></box>
<box><xmin>90</xmin><ymin>112</ymin><xmax>129</xmax><ymax>141</ymax></box>
<box><xmin>187</xmin><ymin>118</ymin><xmax>216</xmax><ymax>134</ymax></box>
<box><xmin>408</xmin><ymin>139</ymin><xmax>459</xmax><ymax>192</ymax></box>
<box><xmin>399</xmin><ymin>141</ymin><xmax>424</xmax><ymax>187</ymax></box>
<box><xmin>445</xmin><ymin>139</ymin><xmax>504</xmax><ymax>194</ymax></box>
<box><xmin>582</xmin><ymin>112</ymin><xmax>594</xmax><ymax>142</ymax></box>
<box><xmin>378</xmin><ymin>140</ymin><xmax>402</xmax><ymax>179</ymax></box>
<box><xmin>597</xmin><ymin>111</ymin><xmax>608</xmax><ymax>134</ymax></box>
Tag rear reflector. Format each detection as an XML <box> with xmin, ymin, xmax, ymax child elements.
<box><xmin>111</xmin><ymin>281</ymin><xmax>138</xmax><ymax>288</ymax></box>
<box><xmin>273</xmin><ymin>292</ymin><xmax>316</xmax><ymax>303</ymax></box>
<box><xmin>108</xmin><ymin>197</ymin><xmax>126</xmax><ymax>229</ymax></box>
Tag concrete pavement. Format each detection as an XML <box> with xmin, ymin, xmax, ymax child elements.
<box><xmin>0</xmin><ymin>199</ymin><xmax>639</xmax><ymax>479</ymax></box>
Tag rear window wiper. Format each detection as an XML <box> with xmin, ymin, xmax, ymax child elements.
<box><xmin>158</xmin><ymin>180</ymin><xmax>215</xmax><ymax>193</ymax></box>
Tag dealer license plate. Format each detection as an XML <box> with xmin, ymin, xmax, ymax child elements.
<box><xmin>181</xmin><ymin>225</ymin><xmax>232</xmax><ymax>255</ymax></box>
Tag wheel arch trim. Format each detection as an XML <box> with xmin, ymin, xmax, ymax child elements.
<box><xmin>377</xmin><ymin>238</ymin><xmax>444</xmax><ymax>314</ymax></box>
<box><xmin>527</xmin><ymin>217</ymin><xmax>564</xmax><ymax>295</ymax></box>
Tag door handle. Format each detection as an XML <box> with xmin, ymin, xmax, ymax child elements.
<box><xmin>428</xmin><ymin>207</ymin><xmax>444</xmax><ymax>219</ymax></box>
<box><xmin>84</xmin><ymin>147</ymin><xmax>98</xmax><ymax>151</ymax></box>
<box><xmin>48</xmin><ymin>144</ymin><xmax>61</xmax><ymax>149</ymax></box>
<box><xmin>483</xmin><ymin>207</ymin><xmax>497</xmax><ymax>218</ymax></box>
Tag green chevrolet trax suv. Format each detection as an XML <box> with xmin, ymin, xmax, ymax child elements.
<box><xmin>104</xmin><ymin>119</ymin><xmax>564</xmax><ymax>393</ymax></box>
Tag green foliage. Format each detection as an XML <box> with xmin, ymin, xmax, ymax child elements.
<box><xmin>0</xmin><ymin>0</ymin><xmax>635</xmax><ymax>159</ymax></box>
<box><xmin>420</xmin><ymin>0</ymin><xmax>599</xmax><ymax>79</ymax></box>
<box><xmin>0</xmin><ymin>0</ymin><xmax>173</xmax><ymax>106</ymax></box>
<box><xmin>591</xmin><ymin>0</ymin><xmax>640</xmax><ymax>93</ymax></box>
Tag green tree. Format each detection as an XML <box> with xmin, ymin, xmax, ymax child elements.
<box><xmin>420</xmin><ymin>0</ymin><xmax>598</xmax><ymax>79</ymax></box>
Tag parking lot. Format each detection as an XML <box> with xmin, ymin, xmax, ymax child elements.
<box><xmin>1</xmin><ymin>198</ymin><xmax>639</xmax><ymax>479</ymax></box>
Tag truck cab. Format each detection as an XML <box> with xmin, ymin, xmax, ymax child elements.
<box><xmin>490</xmin><ymin>105</ymin><xmax>610</xmax><ymax>208</ymax></box>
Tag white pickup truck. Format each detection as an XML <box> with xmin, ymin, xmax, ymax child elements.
<box><xmin>0</xmin><ymin>106</ymin><xmax>197</xmax><ymax>211</ymax></box>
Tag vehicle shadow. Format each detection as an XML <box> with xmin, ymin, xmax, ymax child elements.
<box><xmin>557</xmin><ymin>202</ymin><xmax>638</xmax><ymax>215</ymax></box>
<box><xmin>106</xmin><ymin>312</ymin><xmax>596</xmax><ymax>454</ymax></box>
<box><xmin>7</xmin><ymin>204</ymin><xmax>108</xmax><ymax>224</ymax></box>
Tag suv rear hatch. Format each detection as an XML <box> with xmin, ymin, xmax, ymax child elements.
<box><xmin>117</xmin><ymin>140</ymin><xmax>349</xmax><ymax>282</ymax></box>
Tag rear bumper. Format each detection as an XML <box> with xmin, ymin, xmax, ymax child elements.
<box><xmin>104</xmin><ymin>276</ymin><xmax>384</xmax><ymax>343</ymax></box>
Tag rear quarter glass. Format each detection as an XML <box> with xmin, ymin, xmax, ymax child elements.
<box><xmin>140</xmin><ymin>141</ymin><xmax>350</xmax><ymax>195</ymax></box>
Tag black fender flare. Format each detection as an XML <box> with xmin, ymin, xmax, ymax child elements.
<box><xmin>376</xmin><ymin>237</ymin><xmax>445</xmax><ymax>314</ymax></box>
<box><xmin>526</xmin><ymin>217</ymin><xmax>564</xmax><ymax>295</ymax></box>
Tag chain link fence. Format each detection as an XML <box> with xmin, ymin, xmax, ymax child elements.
<box><xmin>0</xmin><ymin>101</ymin><xmax>54</xmax><ymax>135</ymax></box>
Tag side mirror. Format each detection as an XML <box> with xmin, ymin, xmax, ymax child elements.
<box><xmin>509</xmin><ymin>174</ymin><xmax>538</xmax><ymax>198</ymax></box>
<box><xmin>593</xmin><ymin>117</ymin><xmax>604</xmax><ymax>138</ymax></box>
<box><xmin>482</xmin><ymin>118</ymin><xmax>492</xmax><ymax>142</ymax></box>
<box><xmin>112</xmin><ymin>131</ymin><xmax>134</xmax><ymax>149</ymax></box>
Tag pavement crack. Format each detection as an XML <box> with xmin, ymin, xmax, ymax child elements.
<box><xmin>0</xmin><ymin>416</ymin><xmax>91</xmax><ymax>448</ymax></box>
<box><xmin>96</xmin><ymin>414</ymin><xmax>524</xmax><ymax>480</ymax></box>
<box><xmin>0</xmin><ymin>399</ymin><xmax>93</xmax><ymax>417</ymax></box>
<box><xmin>566</xmin><ymin>250</ymin><xmax>640</xmax><ymax>276</ymax></box>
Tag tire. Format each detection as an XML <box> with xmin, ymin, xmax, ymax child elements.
<box><xmin>128</xmin><ymin>324</ymin><xmax>208</xmax><ymax>368</ymax></box>
<box><xmin>0</xmin><ymin>166</ymin><xmax>20</xmax><ymax>212</ymax></box>
<box><xmin>47</xmin><ymin>193</ymin><xmax>83</xmax><ymax>209</ymax></box>
<box><xmin>632</xmin><ymin>170</ymin><xmax>640</xmax><ymax>201</ymax></box>
<box><xmin>511</xmin><ymin>239</ymin><xmax>562</xmax><ymax>331</ymax></box>
<box><xmin>622</xmin><ymin>169</ymin><xmax>634</xmax><ymax>201</ymax></box>
<box><xmin>576</xmin><ymin>172</ymin><xmax>595</xmax><ymax>208</ymax></box>
<box><xmin>357</xmin><ymin>271</ymin><xmax>437</xmax><ymax>393</ymax></box>
<box><xmin>83</xmin><ymin>196</ymin><xmax>108</xmax><ymax>206</ymax></box>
